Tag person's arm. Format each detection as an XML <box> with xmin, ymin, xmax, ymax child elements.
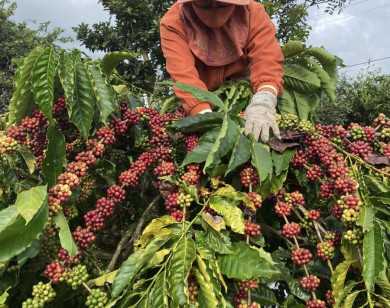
<box><xmin>247</xmin><ymin>3</ymin><xmax>284</xmax><ymax>97</ymax></box>
<box><xmin>160</xmin><ymin>15</ymin><xmax>212</xmax><ymax>115</ymax></box>
<box><xmin>244</xmin><ymin>3</ymin><xmax>284</xmax><ymax>143</ymax></box>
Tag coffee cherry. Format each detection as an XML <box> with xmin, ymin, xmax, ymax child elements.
<box><xmin>282</xmin><ymin>222</ymin><xmax>301</xmax><ymax>238</ymax></box>
<box><xmin>284</xmin><ymin>191</ymin><xmax>306</xmax><ymax>207</ymax></box>
<box><xmin>154</xmin><ymin>162</ymin><xmax>176</xmax><ymax>177</ymax></box>
<box><xmin>341</xmin><ymin>208</ymin><xmax>359</xmax><ymax>226</ymax></box>
<box><xmin>349</xmin><ymin>141</ymin><xmax>371</xmax><ymax>160</ymax></box>
<box><xmin>246</xmin><ymin>192</ymin><xmax>262</xmax><ymax>209</ymax></box>
<box><xmin>95</xmin><ymin>197</ymin><xmax>116</xmax><ymax>217</ymax></box>
<box><xmin>244</xmin><ymin>221</ymin><xmax>261</xmax><ymax>237</ymax></box>
<box><xmin>57</xmin><ymin>172</ymin><xmax>80</xmax><ymax>191</ymax></box>
<box><xmin>306</xmin><ymin>299</ymin><xmax>326</xmax><ymax>308</ymax></box>
<box><xmin>188</xmin><ymin>281</ymin><xmax>199</xmax><ymax>306</ymax></box>
<box><xmin>22</xmin><ymin>298</ymin><xmax>43</xmax><ymax>308</ymax></box>
<box><xmin>58</xmin><ymin>247</ymin><xmax>83</xmax><ymax>267</ymax></box>
<box><xmin>316</xmin><ymin>241</ymin><xmax>335</xmax><ymax>260</ymax></box>
<box><xmin>274</xmin><ymin>202</ymin><xmax>292</xmax><ymax>217</ymax></box>
<box><xmin>119</xmin><ymin>170</ymin><xmax>139</xmax><ymax>188</ymax></box>
<box><xmin>73</xmin><ymin>226</ymin><xmax>95</xmax><ymax>249</ymax></box>
<box><xmin>325</xmin><ymin>290</ymin><xmax>335</xmax><ymax>307</ymax></box>
<box><xmin>44</xmin><ymin>261</ymin><xmax>67</xmax><ymax>284</ymax></box>
<box><xmin>332</xmin><ymin>203</ymin><xmax>343</xmax><ymax>220</ymax></box>
<box><xmin>185</xmin><ymin>135</ymin><xmax>199</xmax><ymax>153</ymax></box>
<box><xmin>278</xmin><ymin>114</ymin><xmax>299</xmax><ymax>130</ymax></box>
<box><xmin>307</xmin><ymin>210</ymin><xmax>320</xmax><ymax>221</ymax></box>
<box><xmin>122</xmin><ymin>109</ymin><xmax>140</xmax><ymax>126</ymax></box>
<box><xmin>324</xmin><ymin>230</ymin><xmax>342</xmax><ymax>247</ymax></box>
<box><xmin>109</xmin><ymin>118</ymin><xmax>128</xmax><ymax>135</ymax></box>
<box><xmin>291</xmin><ymin>248</ymin><xmax>313</xmax><ymax>265</ymax></box>
<box><xmin>299</xmin><ymin>120</ymin><xmax>315</xmax><ymax>133</ymax></box>
<box><xmin>240</xmin><ymin>167</ymin><xmax>260</xmax><ymax>187</ymax></box>
<box><xmin>107</xmin><ymin>185</ymin><xmax>126</xmax><ymax>203</ymax></box>
<box><xmin>343</xmin><ymin>228</ymin><xmax>363</xmax><ymax>246</ymax></box>
<box><xmin>66</xmin><ymin>264</ymin><xmax>89</xmax><ymax>290</ymax></box>
<box><xmin>177</xmin><ymin>191</ymin><xmax>194</xmax><ymax>208</ymax></box>
<box><xmin>85</xmin><ymin>289</ymin><xmax>108</xmax><ymax>308</ymax></box>
<box><xmin>31</xmin><ymin>282</ymin><xmax>56</xmax><ymax>304</ymax></box>
<box><xmin>84</xmin><ymin>209</ymin><xmax>105</xmax><ymax>232</ymax></box>
<box><xmin>96</xmin><ymin>126</ymin><xmax>116</xmax><ymax>145</ymax></box>
<box><xmin>306</xmin><ymin>165</ymin><xmax>324</xmax><ymax>182</ymax></box>
<box><xmin>238</xmin><ymin>279</ymin><xmax>259</xmax><ymax>291</ymax></box>
<box><xmin>291</xmin><ymin>150</ymin><xmax>308</xmax><ymax>169</ymax></box>
<box><xmin>300</xmin><ymin>275</ymin><xmax>320</xmax><ymax>292</ymax></box>
<box><xmin>181</xmin><ymin>170</ymin><xmax>200</xmax><ymax>185</ymax></box>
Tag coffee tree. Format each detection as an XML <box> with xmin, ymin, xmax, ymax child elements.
<box><xmin>0</xmin><ymin>43</ymin><xmax>389</xmax><ymax>308</ymax></box>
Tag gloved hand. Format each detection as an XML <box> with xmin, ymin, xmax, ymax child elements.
<box><xmin>244</xmin><ymin>91</ymin><xmax>281</xmax><ymax>143</ymax></box>
<box><xmin>198</xmin><ymin>109</ymin><xmax>212</xmax><ymax>114</ymax></box>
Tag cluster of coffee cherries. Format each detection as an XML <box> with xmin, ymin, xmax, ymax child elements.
<box><xmin>233</xmin><ymin>279</ymin><xmax>260</xmax><ymax>308</ymax></box>
<box><xmin>85</xmin><ymin>288</ymin><xmax>108</xmax><ymax>307</ymax></box>
<box><xmin>66</xmin><ymin>264</ymin><xmax>89</xmax><ymax>290</ymax></box>
<box><xmin>22</xmin><ymin>282</ymin><xmax>56</xmax><ymax>307</ymax></box>
<box><xmin>188</xmin><ymin>281</ymin><xmax>200</xmax><ymax>307</ymax></box>
<box><xmin>6</xmin><ymin>109</ymin><xmax>48</xmax><ymax>169</ymax></box>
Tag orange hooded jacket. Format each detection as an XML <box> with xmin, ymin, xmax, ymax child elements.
<box><xmin>160</xmin><ymin>0</ymin><xmax>284</xmax><ymax>115</ymax></box>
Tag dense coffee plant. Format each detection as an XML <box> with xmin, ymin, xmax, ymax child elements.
<box><xmin>0</xmin><ymin>44</ymin><xmax>389</xmax><ymax>308</ymax></box>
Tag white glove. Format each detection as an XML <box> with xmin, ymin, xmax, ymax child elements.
<box><xmin>244</xmin><ymin>91</ymin><xmax>281</xmax><ymax>143</ymax></box>
<box><xmin>198</xmin><ymin>109</ymin><xmax>212</xmax><ymax>114</ymax></box>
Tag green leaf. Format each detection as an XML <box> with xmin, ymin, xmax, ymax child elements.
<box><xmin>218</xmin><ymin>242</ymin><xmax>279</xmax><ymax>280</ymax></box>
<box><xmin>201</xmin><ymin>212</ymin><xmax>226</xmax><ymax>232</ymax></box>
<box><xmin>112</xmin><ymin>237</ymin><xmax>169</xmax><ymax>297</ymax></box>
<box><xmin>288</xmin><ymin>279</ymin><xmax>311</xmax><ymax>301</ymax></box>
<box><xmin>376</xmin><ymin>279</ymin><xmax>390</xmax><ymax>298</ymax></box>
<box><xmin>42</xmin><ymin>125</ymin><xmax>65</xmax><ymax>187</ymax></box>
<box><xmin>58</xmin><ymin>51</ymin><xmax>75</xmax><ymax>118</ymax></box>
<box><xmin>334</xmin><ymin>281</ymin><xmax>358</xmax><ymax>308</ymax></box>
<box><xmin>171</xmin><ymin>112</ymin><xmax>224</xmax><ymax>133</ymax></box>
<box><xmin>88</xmin><ymin>64</ymin><xmax>116</xmax><ymax>125</ymax></box>
<box><xmin>17</xmin><ymin>240</ymin><xmax>41</xmax><ymax>266</ymax></box>
<box><xmin>283</xmin><ymin>64</ymin><xmax>321</xmax><ymax>94</ymax></box>
<box><xmin>277</xmin><ymin>89</ymin><xmax>297</xmax><ymax>116</ymax></box>
<box><xmin>364</xmin><ymin>175</ymin><xmax>389</xmax><ymax>193</ymax></box>
<box><xmin>8</xmin><ymin>46</ymin><xmax>43</xmax><ymax>125</ymax></box>
<box><xmin>70</xmin><ymin>61</ymin><xmax>95</xmax><ymax>139</ymax></box>
<box><xmin>0</xmin><ymin>201</ymin><xmax>48</xmax><ymax>262</ymax></box>
<box><xmin>342</xmin><ymin>290</ymin><xmax>362</xmax><ymax>308</ymax></box>
<box><xmin>101</xmin><ymin>51</ymin><xmax>136</xmax><ymax>76</ymax></box>
<box><xmin>209</xmin><ymin>196</ymin><xmax>244</xmax><ymax>234</ymax></box>
<box><xmin>204</xmin><ymin>115</ymin><xmax>239</xmax><ymax>171</ymax></box>
<box><xmin>225</xmin><ymin>133</ymin><xmax>251</xmax><ymax>176</ymax></box>
<box><xmin>363</xmin><ymin>221</ymin><xmax>385</xmax><ymax>293</ymax></box>
<box><xmin>193</xmin><ymin>267</ymin><xmax>220</xmax><ymax>308</ymax></box>
<box><xmin>53</xmin><ymin>211</ymin><xmax>78</xmax><ymax>258</ymax></box>
<box><xmin>356</xmin><ymin>204</ymin><xmax>377</xmax><ymax>232</ymax></box>
<box><xmin>0</xmin><ymin>288</ymin><xmax>9</xmax><ymax>304</ymax></box>
<box><xmin>281</xmin><ymin>40</ymin><xmax>305</xmax><ymax>58</ymax></box>
<box><xmin>303</xmin><ymin>46</ymin><xmax>338</xmax><ymax>83</ymax></box>
<box><xmin>0</xmin><ymin>206</ymin><xmax>19</xmax><ymax>234</ymax></box>
<box><xmin>272</xmin><ymin>149</ymin><xmax>296</xmax><ymax>175</ymax></box>
<box><xmin>31</xmin><ymin>47</ymin><xmax>55</xmax><ymax>122</ymax></box>
<box><xmin>252</xmin><ymin>143</ymin><xmax>273</xmax><ymax>182</ymax></box>
<box><xmin>182</xmin><ymin>128</ymin><xmax>221</xmax><ymax>166</ymax></box>
<box><xmin>331</xmin><ymin>260</ymin><xmax>352</xmax><ymax>300</ymax></box>
<box><xmin>196</xmin><ymin>228</ymin><xmax>233</xmax><ymax>255</ymax></box>
<box><xmin>251</xmin><ymin>285</ymin><xmax>279</xmax><ymax>306</ymax></box>
<box><xmin>151</xmin><ymin>270</ymin><xmax>169</xmax><ymax>308</ymax></box>
<box><xmin>294</xmin><ymin>91</ymin><xmax>313</xmax><ymax>120</ymax></box>
<box><xmin>136</xmin><ymin>215</ymin><xmax>177</xmax><ymax>248</ymax></box>
<box><xmin>161</xmin><ymin>81</ymin><xmax>225</xmax><ymax>110</ymax></box>
<box><xmin>168</xmin><ymin>237</ymin><xmax>196</xmax><ymax>306</ymax></box>
<box><xmin>304</xmin><ymin>58</ymin><xmax>336</xmax><ymax>101</ymax></box>
<box><xmin>15</xmin><ymin>185</ymin><xmax>47</xmax><ymax>225</ymax></box>
<box><xmin>17</xmin><ymin>146</ymin><xmax>36</xmax><ymax>174</ymax></box>
<box><xmin>89</xmin><ymin>270</ymin><xmax>118</xmax><ymax>286</ymax></box>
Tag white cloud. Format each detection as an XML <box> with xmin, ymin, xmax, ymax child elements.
<box><xmin>306</xmin><ymin>0</ymin><xmax>390</xmax><ymax>76</ymax></box>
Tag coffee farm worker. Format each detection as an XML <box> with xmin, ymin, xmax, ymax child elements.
<box><xmin>160</xmin><ymin>0</ymin><xmax>284</xmax><ymax>143</ymax></box>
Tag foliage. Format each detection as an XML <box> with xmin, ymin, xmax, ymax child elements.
<box><xmin>315</xmin><ymin>67</ymin><xmax>390</xmax><ymax>126</ymax></box>
<box><xmin>0</xmin><ymin>0</ymin><xmax>71</xmax><ymax>112</ymax></box>
<box><xmin>0</xmin><ymin>45</ymin><xmax>389</xmax><ymax>308</ymax></box>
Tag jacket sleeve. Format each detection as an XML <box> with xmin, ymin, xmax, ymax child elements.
<box><xmin>247</xmin><ymin>3</ymin><xmax>284</xmax><ymax>96</ymax></box>
<box><xmin>160</xmin><ymin>15</ymin><xmax>212</xmax><ymax>115</ymax></box>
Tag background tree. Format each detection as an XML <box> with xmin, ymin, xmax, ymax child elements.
<box><xmin>315</xmin><ymin>67</ymin><xmax>390</xmax><ymax>126</ymax></box>
<box><xmin>75</xmin><ymin>0</ymin><xmax>349</xmax><ymax>93</ymax></box>
<box><xmin>0</xmin><ymin>0</ymin><xmax>71</xmax><ymax>111</ymax></box>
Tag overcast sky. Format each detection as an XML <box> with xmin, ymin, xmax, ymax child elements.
<box><xmin>9</xmin><ymin>0</ymin><xmax>390</xmax><ymax>78</ymax></box>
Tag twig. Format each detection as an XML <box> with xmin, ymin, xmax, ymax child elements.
<box><xmin>261</xmin><ymin>224</ymin><xmax>295</xmax><ymax>248</ymax></box>
<box><xmin>107</xmin><ymin>229</ymin><xmax>134</xmax><ymax>271</ymax></box>
<box><xmin>82</xmin><ymin>282</ymin><xmax>92</xmax><ymax>293</ymax></box>
<box><xmin>82</xmin><ymin>249</ymin><xmax>102</xmax><ymax>273</ymax></box>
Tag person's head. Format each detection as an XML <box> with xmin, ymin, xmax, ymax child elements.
<box><xmin>177</xmin><ymin>0</ymin><xmax>249</xmax><ymax>28</ymax></box>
